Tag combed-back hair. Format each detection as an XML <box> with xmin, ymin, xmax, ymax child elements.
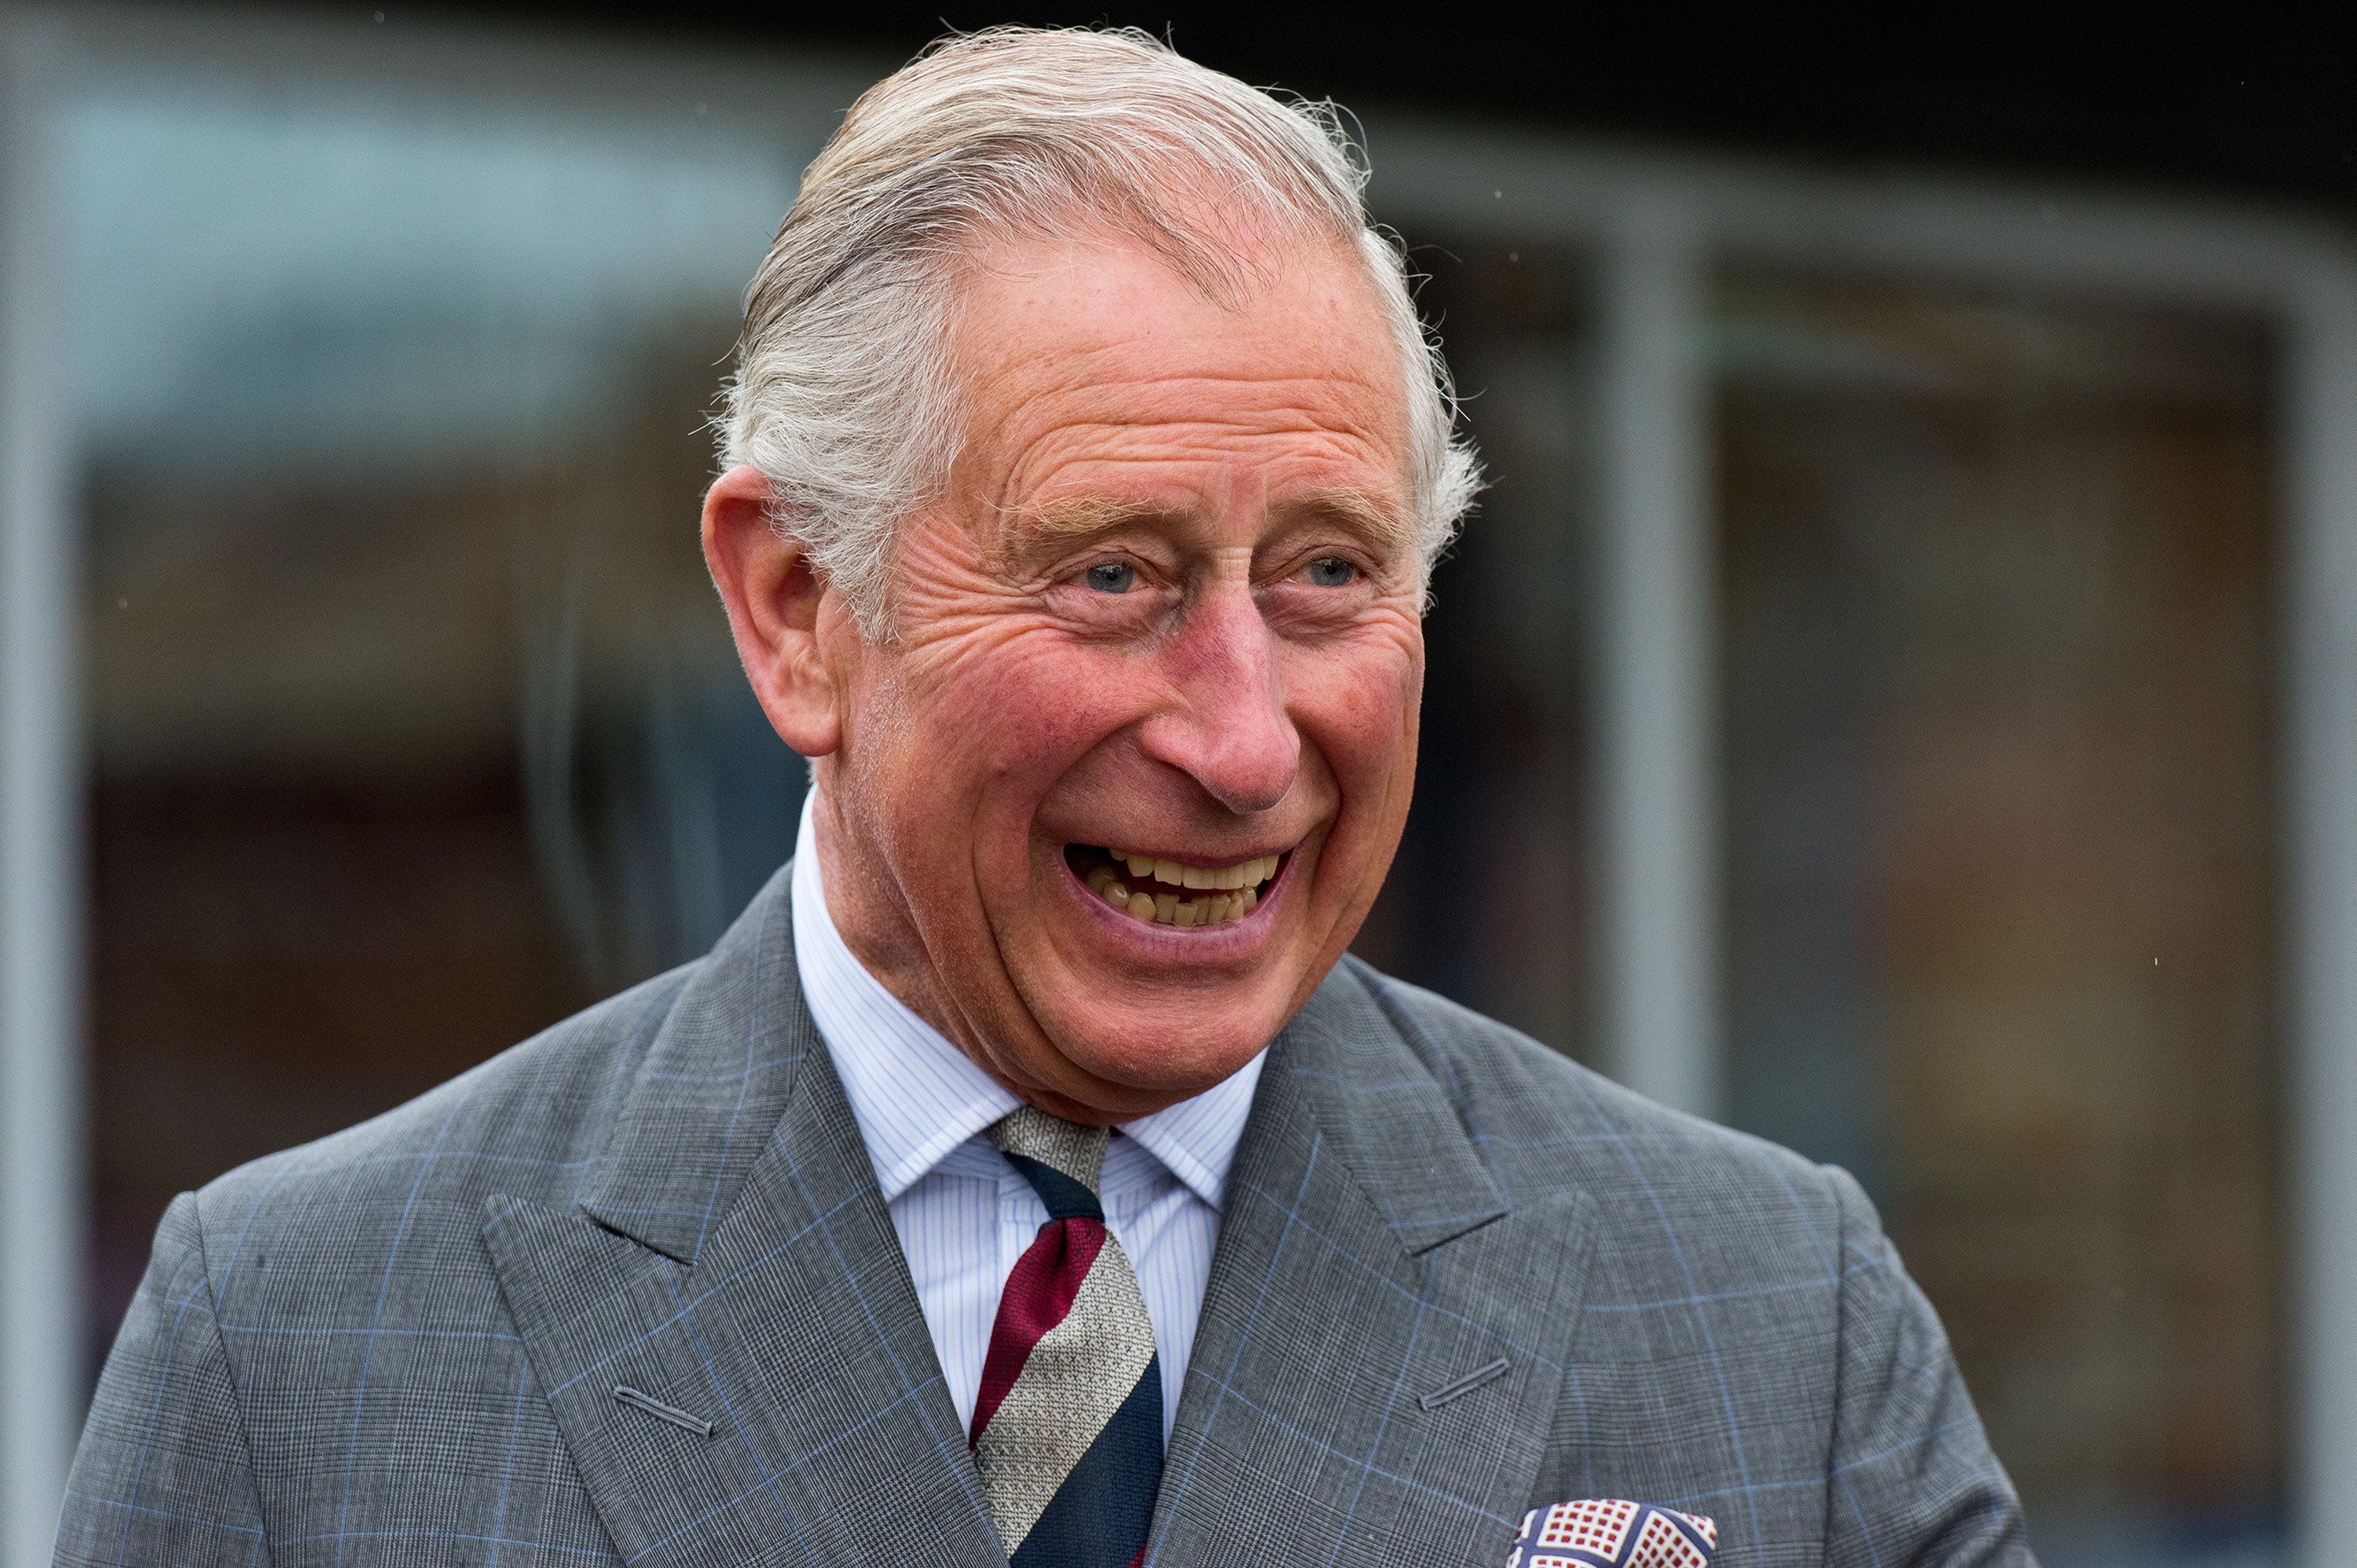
<box><xmin>720</xmin><ymin>25</ymin><xmax>1480</xmax><ymax>634</ymax></box>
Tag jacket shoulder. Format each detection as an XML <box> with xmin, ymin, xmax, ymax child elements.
<box><xmin>1342</xmin><ymin>958</ymin><xmax>1847</xmax><ymax>1243</ymax></box>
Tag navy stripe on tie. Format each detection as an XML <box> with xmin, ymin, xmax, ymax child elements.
<box><xmin>1007</xmin><ymin>1353</ymin><xmax>1163</xmax><ymax>1568</ymax></box>
<box><xmin>1003</xmin><ymin>1151</ymin><xmax>1103</xmax><ymax>1221</ymax></box>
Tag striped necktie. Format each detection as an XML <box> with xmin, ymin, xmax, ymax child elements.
<box><xmin>972</xmin><ymin>1106</ymin><xmax>1164</xmax><ymax>1567</ymax></box>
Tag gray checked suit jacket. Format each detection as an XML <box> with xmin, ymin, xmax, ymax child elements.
<box><xmin>60</xmin><ymin>863</ymin><xmax>2032</xmax><ymax>1567</ymax></box>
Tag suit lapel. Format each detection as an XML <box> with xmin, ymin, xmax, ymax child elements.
<box><xmin>482</xmin><ymin>866</ymin><xmax>1003</xmax><ymax>1568</ymax></box>
<box><xmin>479</xmin><ymin>863</ymin><xmax>1587</xmax><ymax>1567</ymax></box>
<box><xmin>1151</xmin><ymin>958</ymin><xmax>1596</xmax><ymax>1568</ymax></box>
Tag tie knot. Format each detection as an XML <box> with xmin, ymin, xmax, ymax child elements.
<box><xmin>988</xmin><ymin>1105</ymin><xmax>1109</xmax><ymax>1219</ymax></box>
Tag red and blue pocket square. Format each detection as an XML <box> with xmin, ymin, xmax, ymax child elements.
<box><xmin>1506</xmin><ymin>1499</ymin><xmax>1717</xmax><ymax>1568</ymax></box>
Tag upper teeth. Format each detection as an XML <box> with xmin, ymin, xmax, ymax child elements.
<box><xmin>1109</xmin><ymin>851</ymin><xmax>1279</xmax><ymax>890</ymax></box>
<box><xmin>1087</xmin><ymin>846</ymin><xmax>1282</xmax><ymax>929</ymax></box>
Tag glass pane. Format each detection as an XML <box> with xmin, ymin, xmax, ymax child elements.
<box><xmin>1354</xmin><ymin>240</ymin><xmax>1600</xmax><ymax>1064</ymax></box>
<box><xmin>69</xmin><ymin>57</ymin><xmax>827</xmax><ymax>1353</ymax></box>
<box><xmin>1714</xmin><ymin>266</ymin><xmax>2281</xmax><ymax>1563</ymax></box>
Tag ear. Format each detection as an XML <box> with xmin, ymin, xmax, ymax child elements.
<box><xmin>702</xmin><ymin>464</ymin><xmax>845</xmax><ymax>757</ymax></box>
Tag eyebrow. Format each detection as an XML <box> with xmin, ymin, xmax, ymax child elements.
<box><xmin>1019</xmin><ymin>496</ymin><xmax>1182</xmax><ymax>540</ymax></box>
<box><xmin>1010</xmin><ymin>486</ymin><xmax>1412</xmax><ymax>555</ymax></box>
<box><xmin>1285</xmin><ymin>486</ymin><xmax>1413</xmax><ymax>556</ymax></box>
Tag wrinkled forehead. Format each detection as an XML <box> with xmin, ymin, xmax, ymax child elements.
<box><xmin>940</xmin><ymin>227</ymin><xmax>1417</xmax><ymax>516</ymax></box>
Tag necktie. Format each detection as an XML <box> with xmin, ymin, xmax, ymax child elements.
<box><xmin>972</xmin><ymin>1106</ymin><xmax>1164</xmax><ymax>1566</ymax></box>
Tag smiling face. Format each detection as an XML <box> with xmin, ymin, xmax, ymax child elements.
<box><xmin>714</xmin><ymin>230</ymin><xmax>1424</xmax><ymax>1123</ymax></box>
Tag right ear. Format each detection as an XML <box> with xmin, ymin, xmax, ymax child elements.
<box><xmin>701</xmin><ymin>464</ymin><xmax>845</xmax><ymax>758</ymax></box>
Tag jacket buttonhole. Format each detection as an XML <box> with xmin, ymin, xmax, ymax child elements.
<box><xmin>614</xmin><ymin>1383</ymin><xmax>717</xmax><ymax>1438</ymax></box>
<box><xmin>1417</xmin><ymin>1356</ymin><xmax>1511</xmax><ymax>1411</ymax></box>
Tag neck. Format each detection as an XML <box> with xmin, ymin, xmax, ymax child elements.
<box><xmin>808</xmin><ymin>772</ymin><xmax>957</xmax><ymax>1037</ymax></box>
<box><xmin>801</xmin><ymin>775</ymin><xmax>1190</xmax><ymax>1127</ymax></box>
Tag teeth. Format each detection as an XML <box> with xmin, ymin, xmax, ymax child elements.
<box><xmin>1087</xmin><ymin>845</ymin><xmax>1281</xmax><ymax>925</ymax></box>
<box><xmin>1102</xmin><ymin>884</ymin><xmax>1262</xmax><ymax>927</ymax></box>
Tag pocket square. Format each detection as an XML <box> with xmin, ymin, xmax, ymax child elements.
<box><xmin>1506</xmin><ymin>1499</ymin><xmax>1717</xmax><ymax>1568</ymax></box>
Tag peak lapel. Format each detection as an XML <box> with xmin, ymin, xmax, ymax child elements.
<box><xmin>483</xmin><ymin>866</ymin><xmax>1003</xmax><ymax>1568</ymax></box>
<box><xmin>572</xmin><ymin>865</ymin><xmax>801</xmax><ymax>1269</ymax></box>
<box><xmin>1150</xmin><ymin>959</ymin><xmax>1596</xmax><ymax>1568</ymax></box>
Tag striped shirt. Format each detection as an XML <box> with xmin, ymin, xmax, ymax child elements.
<box><xmin>789</xmin><ymin>795</ymin><xmax>1266</xmax><ymax>1442</ymax></box>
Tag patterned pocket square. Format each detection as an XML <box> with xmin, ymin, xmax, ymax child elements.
<box><xmin>1506</xmin><ymin>1499</ymin><xmax>1717</xmax><ymax>1568</ymax></box>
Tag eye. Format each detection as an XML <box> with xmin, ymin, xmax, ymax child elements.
<box><xmin>1083</xmin><ymin>561</ymin><xmax>1137</xmax><ymax>594</ymax></box>
<box><xmin>1303</xmin><ymin>556</ymin><xmax>1358</xmax><ymax>588</ymax></box>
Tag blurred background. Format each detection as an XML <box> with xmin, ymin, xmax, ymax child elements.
<box><xmin>4</xmin><ymin>5</ymin><xmax>2356</xmax><ymax>1566</ymax></box>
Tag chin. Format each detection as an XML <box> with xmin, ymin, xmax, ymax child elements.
<box><xmin>1055</xmin><ymin>1012</ymin><xmax>1278</xmax><ymax>1100</ymax></box>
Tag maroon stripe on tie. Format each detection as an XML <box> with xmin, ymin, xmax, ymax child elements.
<box><xmin>970</xmin><ymin>1217</ymin><xmax>1106</xmax><ymax>1442</ymax></box>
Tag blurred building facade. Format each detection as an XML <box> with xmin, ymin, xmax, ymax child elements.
<box><xmin>3</xmin><ymin>10</ymin><xmax>2354</xmax><ymax>1568</ymax></box>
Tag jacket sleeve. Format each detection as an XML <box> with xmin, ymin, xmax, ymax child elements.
<box><xmin>1820</xmin><ymin>1165</ymin><xmax>2036</xmax><ymax>1567</ymax></box>
<box><xmin>56</xmin><ymin>1192</ymin><xmax>272</xmax><ymax>1568</ymax></box>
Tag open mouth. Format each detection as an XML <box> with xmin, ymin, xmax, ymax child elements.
<box><xmin>1064</xmin><ymin>844</ymin><xmax>1285</xmax><ymax>929</ymax></box>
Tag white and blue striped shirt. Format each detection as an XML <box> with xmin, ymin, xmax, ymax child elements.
<box><xmin>790</xmin><ymin>796</ymin><xmax>1265</xmax><ymax>1442</ymax></box>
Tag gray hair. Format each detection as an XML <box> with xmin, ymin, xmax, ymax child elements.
<box><xmin>720</xmin><ymin>26</ymin><xmax>1479</xmax><ymax>635</ymax></box>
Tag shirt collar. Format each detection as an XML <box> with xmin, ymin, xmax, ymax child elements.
<box><xmin>789</xmin><ymin>791</ymin><xmax>1264</xmax><ymax>1210</ymax></box>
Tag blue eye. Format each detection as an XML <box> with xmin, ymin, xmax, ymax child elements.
<box><xmin>1084</xmin><ymin>562</ymin><xmax>1136</xmax><ymax>594</ymax></box>
<box><xmin>1304</xmin><ymin>556</ymin><xmax>1358</xmax><ymax>588</ymax></box>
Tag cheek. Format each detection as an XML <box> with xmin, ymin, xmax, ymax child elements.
<box><xmin>1293</xmin><ymin>628</ymin><xmax>1424</xmax><ymax>800</ymax></box>
<box><xmin>902</xmin><ymin>626</ymin><xmax>1153</xmax><ymax>802</ymax></box>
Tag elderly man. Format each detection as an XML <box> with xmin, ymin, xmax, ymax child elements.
<box><xmin>60</xmin><ymin>27</ymin><xmax>2030</xmax><ymax>1568</ymax></box>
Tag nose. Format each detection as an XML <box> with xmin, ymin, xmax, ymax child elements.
<box><xmin>1135</xmin><ymin>581</ymin><xmax>1299</xmax><ymax>815</ymax></box>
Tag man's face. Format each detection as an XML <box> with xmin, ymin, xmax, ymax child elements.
<box><xmin>814</xmin><ymin>233</ymin><xmax>1423</xmax><ymax>1121</ymax></box>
